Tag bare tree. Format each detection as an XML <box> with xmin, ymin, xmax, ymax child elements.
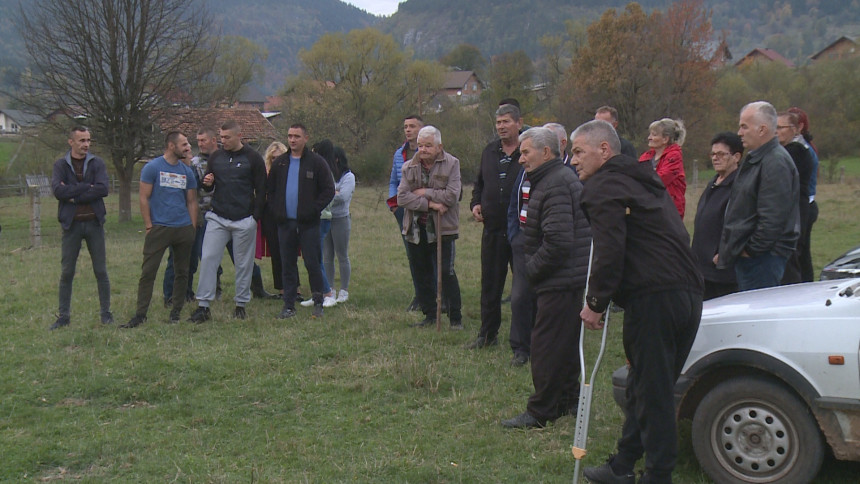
<box><xmin>18</xmin><ymin>0</ymin><xmax>212</xmax><ymax>221</ymax></box>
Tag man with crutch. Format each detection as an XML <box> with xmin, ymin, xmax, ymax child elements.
<box><xmin>500</xmin><ymin>127</ymin><xmax>592</xmax><ymax>429</ymax></box>
<box><xmin>570</xmin><ymin>120</ymin><xmax>703</xmax><ymax>484</ymax></box>
<box><xmin>397</xmin><ymin>125</ymin><xmax>463</xmax><ymax>330</ymax></box>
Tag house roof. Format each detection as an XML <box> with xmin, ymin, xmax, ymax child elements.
<box><xmin>734</xmin><ymin>48</ymin><xmax>795</xmax><ymax>68</ymax></box>
<box><xmin>810</xmin><ymin>36</ymin><xmax>858</xmax><ymax>60</ymax></box>
<box><xmin>0</xmin><ymin>109</ymin><xmax>43</xmax><ymax>127</ymax></box>
<box><xmin>158</xmin><ymin>107</ymin><xmax>280</xmax><ymax>143</ymax></box>
<box><xmin>443</xmin><ymin>71</ymin><xmax>481</xmax><ymax>90</ymax></box>
<box><xmin>238</xmin><ymin>85</ymin><xmax>268</xmax><ymax>104</ymax></box>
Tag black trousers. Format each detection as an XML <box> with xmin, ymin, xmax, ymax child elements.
<box><xmin>261</xmin><ymin>210</ymin><xmax>283</xmax><ymax>291</ymax></box>
<box><xmin>404</xmin><ymin>226</ymin><xmax>462</xmax><ymax>322</ymax></box>
<box><xmin>509</xmin><ymin>235</ymin><xmax>536</xmax><ymax>356</ymax></box>
<box><xmin>526</xmin><ymin>288</ymin><xmax>583</xmax><ymax>422</ymax></box>
<box><xmin>278</xmin><ymin>219</ymin><xmax>324</xmax><ymax>309</ymax></box>
<box><xmin>478</xmin><ymin>228</ymin><xmax>511</xmax><ymax>338</ymax></box>
<box><xmin>799</xmin><ymin>200</ymin><xmax>818</xmax><ymax>282</ymax></box>
<box><xmin>615</xmin><ymin>289</ymin><xmax>702</xmax><ymax>483</ymax></box>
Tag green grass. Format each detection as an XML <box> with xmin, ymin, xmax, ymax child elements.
<box><xmin>0</xmin><ymin>137</ymin><xmax>22</xmax><ymax>172</ymax></box>
<box><xmin>1</xmin><ymin>182</ymin><xmax>859</xmax><ymax>482</ymax></box>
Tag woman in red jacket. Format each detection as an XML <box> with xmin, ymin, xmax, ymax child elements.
<box><xmin>639</xmin><ymin>118</ymin><xmax>687</xmax><ymax>218</ymax></box>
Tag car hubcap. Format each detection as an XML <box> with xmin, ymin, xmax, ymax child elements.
<box><xmin>713</xmin><ymin>402</ymin><xmax>796</xmax><ymax>481</ymax></box>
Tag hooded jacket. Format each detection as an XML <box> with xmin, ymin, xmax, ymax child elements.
<box><xmin>581</xmin><ymin>154</ymin><xmax>702</xmax><ymax>312</ymax></box>
<box><xmin>51</xmin><ymin>151</ymin><xmax>109</xmax><ymax>230</ymax></box>
<box><xmin>520</xmin><ymin>158</ymin><xmax>591</xmax><ymax>293</ymax></box>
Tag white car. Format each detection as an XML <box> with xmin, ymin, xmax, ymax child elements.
<box><xmin>611</xmin><ymin>278</ymin><xmax>860</xmax><ymax>483</ymax></box>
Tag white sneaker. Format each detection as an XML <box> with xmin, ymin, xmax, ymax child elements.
<box><xmin>336</xmin><ymin>289</ymin><xmax>349</xmax><ymax>303</ymax></box>
<box><xmin>323</xmin><ymin>295</ymin><xmax>337</xmax><ymax>308</ymax></box>
<box><xmin>300</xmin><ymin>298</ymin><xmax>315</xmax><ymax>307</ymax></box>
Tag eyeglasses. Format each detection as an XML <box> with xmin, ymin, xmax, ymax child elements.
<box><xmin>710</xmin><ymin>151</ymin><xmax>731</xmax><ymax>158</ymax></box>
<box><xmin>776</xmin><ymin>125</ymin><xmax>795</xmax><ymax>130</ymax></box>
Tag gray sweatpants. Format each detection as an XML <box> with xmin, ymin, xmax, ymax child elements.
<box><xmin>323</xmin><ymin>215</ymin><xmax>351</xmax><ymax>291</ymax></box>
<box><xmin>196</xmin><ymin>212</ymin><xmax>257</xmax><ymax>307</ymax></box>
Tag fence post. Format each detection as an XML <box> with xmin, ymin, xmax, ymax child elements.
<box><xmin>29</xmin><ymin>185</ymin><xmax>42</xmax><ymax>248</ymax></box>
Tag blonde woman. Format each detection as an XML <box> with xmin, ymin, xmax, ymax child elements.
<box><xmin>639</xmin><ymin>118</ymin><xmax>687</xmax><ymax>218</ymax></box>
<box><xmin>259</xmin><ymin>141</ymin><xmax>288</xmax><ymax>297</ymax></box>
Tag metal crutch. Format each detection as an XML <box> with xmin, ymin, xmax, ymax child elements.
<box><xmin>572</xmin><ymin>241</ymin><xmax>612</xmax><ymax>484</ymax></box>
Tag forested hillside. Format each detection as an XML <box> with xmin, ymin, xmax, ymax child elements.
<box><xmin>382</xmin><ymin>0</ymin><xmax>860</xmax><ymax>64</ymax></box>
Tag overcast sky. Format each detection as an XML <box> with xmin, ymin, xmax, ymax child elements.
<box><xmin>345</xmin><ymin>0</ymin><xmax>401</xmax><ymax>16</ymax></box>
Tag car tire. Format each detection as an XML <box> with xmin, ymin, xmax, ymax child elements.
<box><xmin>691</xmin><ymin>376</ymin><xmax>824</xmax><ymax>484</ymax></box>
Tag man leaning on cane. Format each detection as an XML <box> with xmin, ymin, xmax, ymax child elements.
<box><xmin>396</xmin><ymin>126</ymin><xmax>463</xmax><ymax>330</ymax></box>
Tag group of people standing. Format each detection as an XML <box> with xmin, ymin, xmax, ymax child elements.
<box><xmin>50</xmin><ymin>120</ymin><xmax>354</xmax><ymax>330</ymax></box>
<box><xmin>51</xmin><ymin>96</ymin><xmax>818</xmax><ymax>483</ymax></box>
<box><xmin>383</xmin><ymin>99</ymin><xmax>816</xmax><ymax>483</ymax></box>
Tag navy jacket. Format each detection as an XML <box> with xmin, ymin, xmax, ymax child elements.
<box><xmin>51</xmin><ymin>151</ymin><xmax>109</xmax><ymax>230</ymax></box>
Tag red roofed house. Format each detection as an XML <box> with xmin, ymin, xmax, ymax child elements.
<box><xmin>158</xmin><ymin>108</ymin><xmax>280</xmax><ymax>150</ymax></box>
<box><xmin>734</xmin><ymin>48</ymin><xmax>795</xmax><ymax>68</ymax></box>
<box><xmin>441</xmin><ymin>71</ymin><xmax>483</xmax><ymax>101</ymax></box>
<box><xmin>810</xmin><ymin>36</ymin><xmax>858</xmax><ymax>62</ymax></box>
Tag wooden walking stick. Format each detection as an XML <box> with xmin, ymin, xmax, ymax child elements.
<box><xmin>435</xmin><ymin>209</ymin><xmax>443</xmax><ymax>332</ymax></box>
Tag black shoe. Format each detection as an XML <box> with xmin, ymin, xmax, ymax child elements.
<box><xmin>582</xmin><ymin>456</ymin><xmax>636</xmax><ymax>484</ymax></box>
<box><xmin>501</xmin><ymin>294</ymin><xmax>511</xmax><ymax>304</ymax></box>
<box><xmin>251</xmin><ymin>283</ymin><xmax>278</xmax><ymax>299</ymax></box>
<box><xmin>100</xmin><ymin>311</ymin><xmax>114</xmax><ymax>325</ymax></box>
<box><xmin>312</xmin><ymin>303</ymin><xmax>324</xmax><ymax>319</ymax></box>
<box><xmin>406</xmin><ymin>297</ymin><xmax>420</xmax><ymax>312</ymax></box>
<box><xmin>168</xmin><ymin>309</ymin><xmax>181</xmax><ymax>324</ymax></box>
<box><xmin>450</xmin><ymin>320</ymin><xmax>464</xmax><ymax>331</ymax></box>
<box><xmin>120</xmin><ymin>315</ymin><xmax>146</xmax><ymax>329</ymax></box>
<box><xmin>510</xmin><ymin>353</ymin><xmax>529</xmax><ymax>367</ymax></box>
<box><xmin>163</xmin><ymin>297</ymin><xmax>172</xmax><ymax>309</ymax></box>
<box><xmin>500</xmin><ymin>412</ymin><xmax>544</xmax><ymax>429</ymax></box>
<box><xmin>233</xmin><ymin>306</ymin><xmax>246</xmax><ymax>320</ymax></box>
<box><xmin>50</xmin><ymin>315</ymin><xmax>70</xmax><ymax>330</ymax></box>
<box><xmin>277</xmin><ymin>307</ymin><xmax>296</xmax><ymax>319</ymax></box>
<box><xmin>187</xmin><ymin>306</ymin><xmax>211</xmax><ymax>323</ymax></box>
<box><xmin>465</xmin><ymin>335</ymin><xmax>499</xmax><ymax>349</ymax></box>
<box><xmin>411</xmin><ymin>315</ymin><xmax>434</xmax><ymax>328</ymax></box>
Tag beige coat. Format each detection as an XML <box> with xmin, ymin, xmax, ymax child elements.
<box><xmin>397</xmin><ymin>150</ymin><xmax>461</xmax><ymax>237</ymax></box>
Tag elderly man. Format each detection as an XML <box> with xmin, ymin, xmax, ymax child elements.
<box><xmin>397</xmin><ymin>126</ymin><xmax>462</xmax><ymax>329</ymax></box>
<box><xmin>500</xmin><ymin>127</ymin><xmax>591</xmax><ymax>428</ymax></box>
<box><xmin>267</xmin><ymin>123</ymin><xmax>335</xmax><ymax>319</ymax></box>
<box><xmin>716</xmin><ymin>101</ymin><xmax>800</xmax><ymax>290</ymax></box>
<box><xmin>571</xmin><ymin>120</ymin><xmax>703</xmax><ymax>484</ymax></box>
<box><xmin>189</xmin><ymin>120</ymin><xmax>267</xmax><ymax>322</ymax></box>
<box><xmin>121</xmin><ymin>132</ymin><xmax>198</xmax><ymax>328</ymax></box>
<box><xmin>50</xmin><ymin>126</ymin><xmax>113</xmax><ymax>329</ymax></box>
<box><xmin>467</xmin><ymin>103</ymin><xmax>522</xmax><ymax>350</ymax></box>
<box><xmin>389</xmin><ymin>115</ymin><xmax>425</xmax><ymax>312</ymax></box>
<box><xmin>594</xmin><ymin>105</ymin><xmax>637</xmax><ymax>159</ymax></box>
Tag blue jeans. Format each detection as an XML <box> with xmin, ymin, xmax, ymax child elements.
<box><xmin>319</xmin><ymin>219</ymin><xmax>332</xmax><ymax>294</ymax></box>
<box><xmin>59</xmin><ymin>219</ymin><xmax>111</xmax><ymax>317</ymax></box>
<box><xmin>735</xmin><ymin>252</ymin><xmax>788</xmax><ymax>291</ymax></box>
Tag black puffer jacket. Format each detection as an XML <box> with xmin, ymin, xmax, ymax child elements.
<box><xmin>521</xmin><ymin>158</ymin><xmax>592</xmax><ymax>293</ymax></box>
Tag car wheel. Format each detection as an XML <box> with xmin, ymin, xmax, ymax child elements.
<box><xmin>691</xmin><ymin>376</ymin><xmax>824</xmax><ymax>484</ymax></box>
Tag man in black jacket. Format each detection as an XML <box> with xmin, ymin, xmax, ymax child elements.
<box><xmin>467</xmin><ymin>103</ymin><xmax>522</xmax><ymax>351</ymax></box>
<box><xmin>500</xmin><ymin>127</ymin><xmax>591</xmax><ymax>429</ymax></box>
<box><xmin>571</xmin><ymin>120</ymin><xmax>703</xmax><ymax>484</ymax></box>
<box><xmin>716</xmin><ymin>101</ymin><xmax>799</xmax><ymax>291</ymax></box>
<box><xmin>50</xmin><ymin>126</ymin><xmax>113</xmax><ymax>329</ymax></box>
<box><xmin>189</xmin><ymin>120</ymin><xmax>267</xmax><ymax>322</ymax></box>
<box><xmin>266</xmin><ymin>123</ymin><xmax>335</xmax><ymax>319</ymax></box>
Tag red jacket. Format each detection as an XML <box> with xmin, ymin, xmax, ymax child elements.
<box><xmin>639</xmin><ymin>143</ymin><xmax>686</xmax><ymax>218</ymax></box>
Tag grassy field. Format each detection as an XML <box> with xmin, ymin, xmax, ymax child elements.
<box><xmin>1</xmin><ymin>181</ymin><xmax>859</xmax><ymax>482</ymax></box>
